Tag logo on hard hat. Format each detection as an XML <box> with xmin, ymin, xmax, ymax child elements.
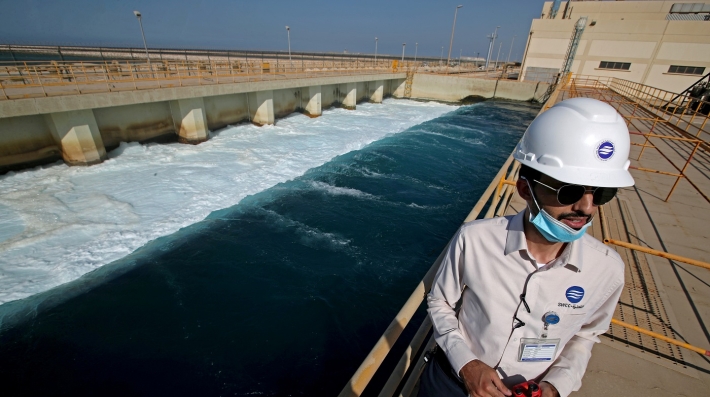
<box><xmin>596</xmin><ymin>141</ymin><xmax>615</xmax><ymax>161</ymax></box>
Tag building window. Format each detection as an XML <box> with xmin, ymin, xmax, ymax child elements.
<box><xmin>599</xmin><ymin>61</ymin><xmax>631</xmax><ymax>71</ymax></box>
<box><xmin>668</xmin><ymin>65</ymin><xmax>706</xmax><ymax>75</ymax></box>
<box><xmin>670</xmin><ymin>3</ymin><xmax>710</xmax><ymax>13</ymax></box>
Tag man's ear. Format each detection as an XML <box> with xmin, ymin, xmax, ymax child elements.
<box><xmin>517</xmin><ymin>178</ymin><xmax>532</xmax><ymax>201</ymax></box>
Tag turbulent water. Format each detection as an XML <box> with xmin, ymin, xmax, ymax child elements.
<box><xmin>0</xmin><ymin>99</ymin><xmax>540</xmax><ymax>396</ymax></box>
<box><xmin>0</xmin><ymin>100</ymin><xmax>454</xmax><ymax>305</ymax></box>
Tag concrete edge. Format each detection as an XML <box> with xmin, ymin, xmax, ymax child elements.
<box><xmin>0</xmin><ymin>73</ymin><xmax>407</xmax><ymax>118</ymax></box>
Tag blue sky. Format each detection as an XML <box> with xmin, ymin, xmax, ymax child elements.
<box><xmin>1</xmin><ymin>0</ymin><xmax>547</xmax><ymax>61</ymax></box>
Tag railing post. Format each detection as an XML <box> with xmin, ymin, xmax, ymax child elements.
<box><xmin>69</xmin><ymin>64</ymin><xmax>80</xmax><ymax>94</ymax></box>
<box><xmin>34</xmin><ymin>66</ymin><xmax>47</xmax><ymax>97</ymax></box>
<box><xmin>665</xmin><ymin>140</ymin><xmax>701</xmax><ymax>202</ymax></box>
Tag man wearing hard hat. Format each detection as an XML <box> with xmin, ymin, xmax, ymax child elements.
<box><xmin>420</xmin><ymin>98</ymin><xmax>634</xmax><ymax>397</ymax></box>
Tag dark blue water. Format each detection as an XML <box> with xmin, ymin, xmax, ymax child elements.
<box><xmin>0</xmin><ymin>100</ymin><xmax>540</xmax><ymax>396</ymax></box>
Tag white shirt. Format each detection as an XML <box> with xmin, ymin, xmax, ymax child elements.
<box><xmin>427</xmin><ymin>210</ymin><xmax>624</xmax><ymax>397</ymax></box>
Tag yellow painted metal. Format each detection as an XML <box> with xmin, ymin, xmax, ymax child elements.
<box><xmin>598</xmin><ymin>206</ymin><xmax>710</xmax><ymax>270</ymax></box>
<box><xmin>629</xmin><ymin>166</ymin><xmax>682</xmax><ymax>178</ymax></box>
<box><xmin>606</xmin><ymin>238</ymin><xmax>710</xmax><ymax>271</ymax></box>
<box><xmin>611</xmin><ymin>319</ymin><xmax>710</xmax><ymax>357</ymax></box>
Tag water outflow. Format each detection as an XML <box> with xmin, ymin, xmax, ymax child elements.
<box><xmin>0</xmin><ymin>99</ymin><xmax>454</xmax><ymax>305</ymax></box>
<box><xmin>0</xmin><ymin>100</ymin><xmax>541</xmax><ymax>396</ymax></box>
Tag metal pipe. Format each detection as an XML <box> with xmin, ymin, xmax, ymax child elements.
<box><xmin>611</xmin><ymin>319</ymin><xmax>710</xmax><ymax>356</ymax></box>
<box><xmin>606</xmin><ymin>238</ymin><xmax>710</xmax><ymax>271</ymax></box>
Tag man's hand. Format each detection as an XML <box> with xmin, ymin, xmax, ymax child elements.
<box><xmin>540</xmin><ymin>381</ymin><xmax>559</xmax><ymax>397</ymax></box>
<box><xmin>459</xmin><ymin>360</ymin><xmax>511</xmax><ymax>397</ymax></box>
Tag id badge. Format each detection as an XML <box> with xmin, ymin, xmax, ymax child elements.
<box><xmin>518</xmin><ymin>338</ymin><xmax>560</xmax><ymax>362</ymax></box>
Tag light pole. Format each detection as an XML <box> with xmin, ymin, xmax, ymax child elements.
<box><xmin>507</xmin><ymin>35</ymin><xmax>516</xmax><ymax>64</ymax></box>
<box><xmin>285</xmin><ymin>26</ymin><xmax>292</xmax><ymax>69</ymax></box>
<box><xmin>495</xmin><ymin>41</ymin><xmax>502</xmax><ymax>70</ymax></box>
<box><xmin>485</xmin><ymin>25</ymin><xmax>500</xmax><ymax>70</ymax></box>
<box><xmin>133</xmin><ymin>11</ymin><xmax>152</xmax><ymax>75</ymax></box>
<box><xmin>459</xmin><ymin>48</ymin><xmax>462</xmax><ymax>61</ymax></box>
<box><xmin>447</xmin><ymin>5</ymin><xmax>463</xmax><ymax>69</ymax></box>
<box><xmin>401</xmin><ymin>43</ymin><xmax>406</xmax><ymax>64</ymax></box>
<box><xmin>440</xmin><ymin>46</ymin><xmax>444</xmax><ymax>66</ymax></box>
<box><xmin>414</xmin><ymin>42</ymin><xmax>418</xmax><ymax>62</ymax></box>
<box><xmin>374</xmin><ymin>37</ymin><xmax>378</xmax><ymax>65</ymax></box>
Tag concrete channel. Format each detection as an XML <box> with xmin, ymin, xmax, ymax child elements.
<box><xmin>0</xmin><ymin>69</ymin><xmax>548</xmax><ymax>173</ymax></box>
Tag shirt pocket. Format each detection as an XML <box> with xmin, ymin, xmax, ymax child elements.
<box><xmin>543</xmin><ymin>307</ymin><xmax>589</xmax><ymax>340</ymax></box>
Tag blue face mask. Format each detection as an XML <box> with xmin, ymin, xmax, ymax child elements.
<box><xmin>525</xmin><ymin>179</ymin><xmax>592</xmax><ymax>243</ymax></box>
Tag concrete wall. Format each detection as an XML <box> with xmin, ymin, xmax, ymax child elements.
<box><xmin>204</xmin><ymin>93</ymin><xmax>249</xmax><ymax>131</ymax></box>
<box><xmin>0</xmin><ymin>115</ymin><xmax>60</xmax><ymax>169</ymax></box>
<box><xmin>409</xmin><ymin>74</ymin><xmax>550</xmax><ymax>103</ymax></box>
<box><xmin>94</xmin><ymin>102</ymin><xmax>174</xmax><ymax>150</ymax></box>
<box><xmin>523</xmin><ymin>1</ymin><xmax>710</xmax><ymax>93</ymax></box>
<box><xmin>0</xmin><ymin>73</ymin><xmax>405</xmax><ymax>172</ymax></box>
<box><xmin>0</xmin><ymin>72</ymin><xmax>548</xmax><ymax>172</ymax></box>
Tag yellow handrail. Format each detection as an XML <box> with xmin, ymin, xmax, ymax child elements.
<box><xmin>611</xmin><ymin>319</ymin><xmax>710</xmax><ymax>357</ymax></box>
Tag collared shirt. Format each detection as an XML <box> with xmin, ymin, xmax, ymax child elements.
<box><xmin>427</xmin><ymin>210</ymin><xmax>624</xmax><ymax>397</ymax></box>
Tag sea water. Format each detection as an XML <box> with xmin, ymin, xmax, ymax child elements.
<box><xmin>0</xmin><ymin>99</ymin><xmax>540</xmax><ymax>396</ymax></box>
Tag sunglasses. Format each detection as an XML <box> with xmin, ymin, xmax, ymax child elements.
<box><xmin>532</xmin><ymin>179</ymin><xmax>617</xmax><ymax>206</ymax></box>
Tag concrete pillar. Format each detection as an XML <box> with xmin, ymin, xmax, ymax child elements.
<box><xmin>253</xmin><ymin>90</ymin><xmax>275</xmax><ymax>126</ymax></box>
<box><xmin>392</xmin><ymin>79</ymin><xmax>406</xmax><ymax>98</ymax></box>
<box><xmin>343</xmin><ymin>83</ymin><xmax>357</xmax><ymax>110</ymax></box>
<box><xmin>169</xmin><ymin>97</ymin><xmax>209</xmax><ymax>144</ymax></box>
<box><xmin>304</xmin><ymin>85</ymin><xmax>321</xmax><ymax>118</ymax></box>
<box><xmin>47</xmin><ymin>109</ymin><xmax>107</xmax><ymax>166</ymax></box>
<box><xmin>371</xmin><ymin>80</ymin><xmax>384</xmax><ymax>103</ymax></box>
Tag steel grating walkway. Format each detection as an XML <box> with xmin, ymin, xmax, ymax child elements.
<box><xmin>593</xmin><ymin>197</ymin><xmax>686</xmax><ymax>364</ymax></box>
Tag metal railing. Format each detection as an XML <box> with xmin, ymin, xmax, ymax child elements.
<box><xmin>607</xmin><ymin>77</ymin><xmax>710</xmax><ymax>141</ymax></box>
<box><xmin>0</xmin><ymin>58</ymin><xmax>409</xmax><ymax>100</ymax></box>
<box><xmin>564</xmin><ymin>75</ymin><xmax>710</xmax><ymax>203</ymax></box>
<box><xmin>0</xmin><ymin>58</ymin><xmax>497</xmax><ymax>101</ymax></box>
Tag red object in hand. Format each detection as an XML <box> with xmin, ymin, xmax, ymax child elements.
<box><xmin>511</xmin><ymin>380</ymin><xmax>541</xmax><ymax>397</ymax></box>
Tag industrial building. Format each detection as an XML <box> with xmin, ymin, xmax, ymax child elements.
<box><xmin>520</xmin><ymin>0</ymin><xmax>710</xmax><ymax>93</ymax></box>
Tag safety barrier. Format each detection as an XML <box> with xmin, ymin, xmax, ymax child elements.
<box><xmin>0</xmin><ymin>57</ymin><xmax>519</xmax><ymax>101</ymax></box>
<box><xmin>0</xmin><ymin>58</ymin><xmax>415</xmax><ymax>100</ymax></box>
<box><xmin>562</xmin><ymin>76</ymin><xmax>709</xmax><ymax>203</ymax></box>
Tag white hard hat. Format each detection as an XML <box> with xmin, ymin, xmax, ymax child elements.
<box><xmin>514</xmin><ymin>97</ymin><xmax>634</xmax><ymax>188</ymax></box>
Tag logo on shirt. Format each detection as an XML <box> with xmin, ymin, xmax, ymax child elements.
<box><xmin>596</xmin><ymin>141</ymin><xmax>615</xmax><ymax>161</ymax></box>
<box><xmin>565</xmin><ymin>286</ymin><xmax>585</xmax><ymax>303</ymax></box>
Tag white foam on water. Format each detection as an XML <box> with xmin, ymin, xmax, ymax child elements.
<box><xmin>308</xmin><ymin>181</ymin><xmax>379</xmax><ymax>200</ymax></box>
<box><xmin>0</xmin><ymin>99</ymin><xmax>456</xmax><ymax>305</ymax></box>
